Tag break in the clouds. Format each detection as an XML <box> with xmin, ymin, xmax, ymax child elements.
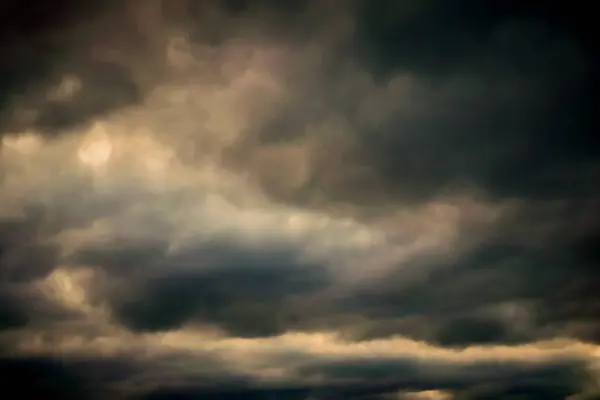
<box><xmin>1</xmin><ymin>0</ymin><xmax>599</xmax><ymax>398</ymax></box>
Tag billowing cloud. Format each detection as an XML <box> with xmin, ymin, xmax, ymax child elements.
<box><xmin>0</xmin><ymin>0</ymin><xmax>598</xmax><ymax>398</ymax></box>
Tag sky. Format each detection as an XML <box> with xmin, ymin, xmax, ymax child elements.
<box><xmin>0</xmin><ymin>0</ymin><xmax>599</xmax><ymax>398</ymax></box>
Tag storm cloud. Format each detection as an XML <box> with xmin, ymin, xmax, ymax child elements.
<box><xmin>0</xmin><ymin>0</ymin><xmax>599</xmax><ymax>398</ymax></box>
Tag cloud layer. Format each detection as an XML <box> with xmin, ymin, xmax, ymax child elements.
<box><xmin>1</xmin><ymin>0</ymin><xmax>599</xmax><ymax>398</ymax></box>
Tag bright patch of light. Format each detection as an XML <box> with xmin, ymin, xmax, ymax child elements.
<box><xmin>77</xmin><ymin>123</ymin><xmax>113</xmax><ymax>170</ymax></box>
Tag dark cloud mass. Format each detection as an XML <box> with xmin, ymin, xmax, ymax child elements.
<box><xmin>104</xmin><ymin>242</ymin><xmax>331</xmax><ymax>336</ymax></box>
<box><xmin>1</xmin><ymin>0</ymin><xmax>599</xmax><ymax>398</ymax></box>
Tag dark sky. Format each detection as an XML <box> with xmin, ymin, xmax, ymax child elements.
<box><xmin>0</xmin><ymin>1</ymin><xmax>599</xmax><ymax>398</ymax></box>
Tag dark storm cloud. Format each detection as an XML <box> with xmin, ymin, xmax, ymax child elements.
<box><xmin>324</xmin><ymin>225</ymin><xmax>600</xmax><ymax>346</ymax></box>
<box><xmin>217</xmin><ymin>0</ymin><xmax>598</xmax><ymax>207</ymax></box>
<box><xmin>0</xmin><ymin>349</ymin><xmax>591</xmax><ymax>399</ymax></box>
<box><xmin>0</xmin><ymin>1</ymin><xmax>154</xmax><ymax>136</ymax></box>
<box><xmin>0</xmin><ymin>353</ymin><xmax>142</xmax><ymax>399</ymax></box>
<box><xmin>297</xmin><ymin>356</ymin><xmax>585</xmax><ymax>398</ymax></box>
<box><xmin>0</xmin><ymin>0</ymin><xmax>336</xmax><ymax>138</ymax></box>
<box><xmin>0</xmin><ymin>282</ymin><xmax>83</xmax><ymax>335</ymax></box>
<box><xmin>70</xmin><ymin>207</ymin><xmax>588</xmax><ymax>347</ymax></box>
<box><xmin>66</xmin><ymin>205</ymin><xmax>599</xmax><ymax>346</ymax></box>
<box><xmin>132</xmin><ymin>354</ymin><xmax>587</xmax><ymax>399</ymax></box>
<box><xmin>0</xmin><ymin>351</ymin><xmax>248</xmax><ymax>399</ymax></box>
<box><xmin>73</xmin><ymin>238</ymin><xmax>332</xmax><ymax>336</ymax></box>
<box><xmin>352</xmin><ymin>13</ymin><xmax>595</xmax><ymax>202</ymax></box>
<box><xmin>135</xmin><ymin>386</ymin><xmax>315</xmax><ymax>400</ymax></box>
<box><xmin>0</xmin><ymin>208</ymin><xmax>79</xmax><ymax>332</ymax></box>
<box><xmin>1</xmin><ymin>0</ymin><xmax>596</xmax><ymax>206</ymax></box>
<box><xmin>0</xmin><ymin>354</ymin><xmax>92</xmax><ymax>399</ymax></box>
<box><xmin>0</xmin><ymin>208</ymin><xmax>59</xmax><ymax>283</ymax></box>
<box><xmin>0</xmin><ymin>0</ymin><xmax>598</xmax><ymax>399</ymax></box>
<box><xmin>25</xmin><ymin>62</ymin><xmax>141</xmax><ymax>134</ymax></box>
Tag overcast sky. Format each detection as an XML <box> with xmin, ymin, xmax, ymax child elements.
<box><xmin>0</xmin><ymin>1</ymin><xmax>599</xmax><ymax>398</ymax></box>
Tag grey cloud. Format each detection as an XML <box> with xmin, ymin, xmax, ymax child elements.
<box><xmin>131</xmin><ymin>353</ymin><xmax>589</xmax><ymax>399</ymax></box>
<box><xmin>0</xmin><ymin>209</ymin><xmax>71</xmax><ymax>332</ymax></box>
<box><xmin>42</xmin><ymin>168</ymin><xmax>595</xmax><ymax>345</ymax></box>
<box><xmin>333</xmin><ymin>235</ymin><xmax>600</xmax><ymax>345</ymax></box>
<box><xmin>135</xmin><ymin>387</ymin><xmax>313</xmax><ymax>400</ymax></box>
<box><xmin>296</xmin><ymin>356</ymin><xmax>585</xmax><ymax>397</ymax></box>
<box><xmin>0</xmin><ymin>289</ymin><xmax>29</xmax><ymax>331</ymax></box>
<box><xmin>0</xmin><ymin>279</ymin><xmax>86</xmax><ymax>335</ymax></box>
<box><xmin>0</xmin><ymin>352</ymin><xmax>213</xmax><ymax>400</ymax></box>
<box><xmin>432</xmin><ymin>315</ymin><xmax>512</xmax><ymax>347</ymax></box>
<box><xmin>28</xmin><ymin>62</ymin><xmax>141</xmax><ymax>134</ymax></box>
<box><xmin>65</xmin><ymin>210</ymin><xmax>599</xmax><ymax>347</ymax></box>
<box><xmin>0</xmin><ymin>209</ymin><xmax>59</xmax><ymax>283</ymax></box>
<box><xmin>2</xmin><ymin>0</ymin><xmax>596</xmax><ymax>205</ymax></box>
<box><xmin>3</xmin><ymin>347</ymin><xmax>579</xmax><ymax>399</ymax></box>
<box><xmin>241</xmin><ymin>15</ymin><xmax>594</xmax><ymax>206</ymax></box>
<box><xmin>0</xmin><ymin>0</ymin><xmax>598</xmax><ymax>398</ymax></box>
<box><xmin>0</xmin><ymin>1</ymin><xmax>157</xmax><ymax>137</ymax></box>
<box><xmin>0</xmin><ymin>345</ymin><xmax>253</xmax><ymax>398</ymax></box>
<box><xmin>0</xmin><ymin>347</ymin><xmax>591</xmax><ymax>399</ymax></box>
<box><xmin>0</xmin><ymin>54</ymin><xmax>141</xmax><ymax>137</ymax></box>
<box><xmin>74</xmin><ymin>239</ymin><xmax>332</xmax><ymax>336</ymax></box>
